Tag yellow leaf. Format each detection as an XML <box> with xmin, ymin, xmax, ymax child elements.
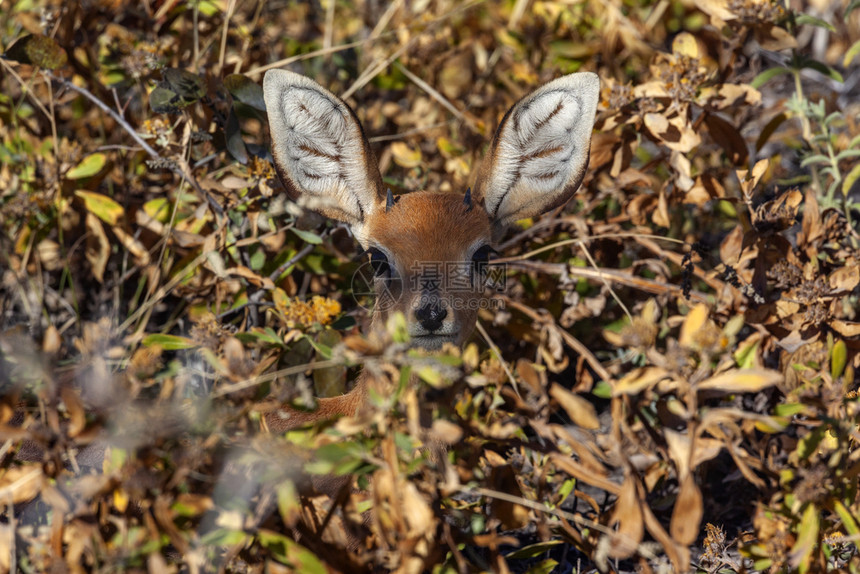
<box><xmin>66</xmin><ymin>152</ymin><xmax>107</xmax><ymax>179</ymax></box>
<box><xmin>696</xmin><ymin>369</ymin><xmax>782</xmax><ymax>394</ymax></box>
<box><xmin>550</xmin><ymin>384</ymin><xmax>599</xmax><ymax>429</ymax></box>
<box><xmin>672</xmin><ymin>33</ymin><xmax>699</xmax><ymax>59</ymax></box>
<box><xmin>76</xmin><ymin>190</ymin><xmax>125</xmax><ymax>225</ymax></box>
<box><xmin>679</xmin><ymin>303</ymin><xmax>709</xmax><ymax>349</ymax></box>
<box><xmin>114</xmin><ymin>488</ymin><xmax>130</xmax><ymax>512</ymax></box>
<box><xmin>390</xmin><ymin>141</ymin><xmax>422</xmax><ymax>168</ymax></box>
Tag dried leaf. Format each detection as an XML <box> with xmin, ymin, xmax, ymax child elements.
<box><xmin>832</xmin><ymin>320</ymin><xmax>860</xmax><ymax>337</ymax></box>
<box><xmin>828</xmin><ymin>264</ymin><xmax>859</xmax><ymax>293</ymax></box>
<box><xmin>549</xmin><ymin>384</ymin><xmax>599</xmax><ymax>429</ymax></box>
<box><xmin>0</xmin><ymin>466</ymin><xmax>43</xmax><ymax>504</ymax></box>
<box><xmin>696</xmin><ymin>369</ymin><xmax>782</xmax><ymax>394</ymax></box>
<box><xmin>613</xmin><ymin>367</ymin><xmax>673</xmax><ymax>396</ymax></box>
<box><xmin>670</xmin><ymin>473</ymin><xmax>703</xmax><ymax>546</ymax></box>
<box><xmin>84</xmin><ymin>213</ymin><xmax>110</xmax><ymax>283</ymax></box>
<box><xmin>607</xmin><ymin>475</ymin><xmax>644</xmax><ymax>559</ymax></box>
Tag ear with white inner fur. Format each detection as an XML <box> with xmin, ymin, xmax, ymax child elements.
<box><xmin>473</xmin><ymin>72</ymin><xmax>600</xmax><ymax>236</ymax></box>
<box><xmin>263</xmin><ymin>69</ymin><xmax>385</xmax><ymax>244</ymax></box>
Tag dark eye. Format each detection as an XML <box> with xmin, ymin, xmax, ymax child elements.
<box><xmin>472</xmin><ymin>245</ymin><xmax>495</xmax><ymax>265</ymax></box>
<box><xmin>471</xmin><ymin>245</ymin><xmax>497</xmax><ymax>286</ymax></box>
<box><xmin>368</xmin><ymin>247</ymin><xmax>390</xmax><ymax>278</ymax></box>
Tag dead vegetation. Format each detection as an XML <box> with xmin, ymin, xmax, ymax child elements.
<box><xmin>1</xmin><ymin>0</ymin><xmax>859</xmax><ymax>572</ymax></box>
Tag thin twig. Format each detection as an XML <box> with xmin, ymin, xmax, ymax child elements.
<box><xmin>48</xmin><ymin>74</ymin><xmax>159</xmax><ymax>158</ymax></box>
<box><xmin>211</xmin><ymin>359</ymin><xmax>343</xmax><ymax>398</ymax></box>
<box><xmin>475</xmin><ymin>320</ymin><xmax>520</xmax><ymax>398</ymax></box>
<box><xmin>395</xmin><ymin>62</ymin><xmax>475</xmax><ymax>128</ymax></box>
<box><xmin>454</xmin><ymin>484</ymin><xmax>657</xmax><ymax>559</ymax></box>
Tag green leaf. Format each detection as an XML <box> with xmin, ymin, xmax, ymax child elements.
<box><xmin>800</xmin><ymin>59</ymin><xmax>844</xmax><ymax>83</ymax></box>
<box><xmin>149</xmin><ymin>86</ymin><xmax>185</xmax><ymax>114</ymax></box>
<box><xmin>843</xmin><ymin>164</ymin><xmax>860</xmax><ymax>197</ymax></box>
<box><xmin>417</xmin><ymin>365</ymin><xmax>443</xmax><ymax>386</ymax></box>
<box><xmin>225</xmin><ymin>107</ymin><xmax>248</xmax><ymax>164</ymax></box>
<box><xmin>506</xmin><ymin>540</ymin><xmax>564</xmax><ymax>560</ymax></box>
<box><xmin>4</xmin><ymin>34</ymin><xmax>67</xmax><ymax>69</ymax></box>
<box><xmin>831</xmin><ymin>339</ymin><xmax>847</xmax><ymax>379</ymax></box>
<box><xmin>795</xmin><ymin>427</ymin><xmax>825</xmax><ymax>461</ymax></box>
<box><xmin>833</xmin><ymin>500</ymin><xmax>860</xmax><ymax>540</ymax></box>
<box><xmin>291</xmin><ymin>228</ymin><xmax>323</xmax><ymax>244</ymax></box>
<box><xmin>67</xmin><ymin>152</ymin><xmax>107</xmax><ymax>179</ymax></box>
<box><xmin>276</xmin><ymin>481</ymin><xmax>300</xmax><ymax>524</ymax></box>
<box><xmin>162</xmin><ymin>67</ymin><xmax>206</xmax><ymax>101</ymax></box>
<box><xmin>756</xmin><ymin>112</ymin><xmax>788</xmax><ymax>152</ymax></box>
<box><xmin>774</xmin><ymin>403</ymin><xmax>806</xmax><ymax>417</ymax></box>
<box><xmin>789</xmin><ymin>504</ymin><xmax>819</xmax><ymax>571</ymax></box>
<box><xmin>835</xmin><ymin>149</ymin><xmax>860</xmax><ymax>161</ymax></box>
<box><xmin>258</xmin><ymin>530</ymin><xmax>326</xmax><ymax>572</ymax></box>
<box><xmin>592</xmin><ymin>380</ymin><xmax>612</xmax><ymax>399</ymax></box>
<box><xmin>75</xmin><ymin>190</ymin><xmax>124</xmax><ymax>225</ymax></box>
<box><xmin>200</xmin><ymin>528</ymin><xmax>250</xmax><ymax>546</ymax></box>
<box><xmin>558</xmin><ymin>478</ymin><xmax>575</xmax><ymax>501</ymax></box>
<box><xmin>800</xmin><ymin>154</ymin><xmax>831</xmax><ymax>168</ymax></box>
<box><xmin>224</xmin><ymin>73</ymin><xmax>266</xmax><ymax>111</ymax></box>
<box><xmin>845</xmin><ymin>0</ymin><xmax>860</xmax><ymax>17</ymax></box>
<box><xmin>524</xmin><ymin>559</ymin><xmax>559</xmax><ymax>574</ymax></box>
<box><xmin>142</xmin><ymin>333</ymin><xmax>198</xmax><ymax>350</ymax></box>
<box><xmin>795</xmin><ymin>14</ymin><xmax>836</xmax><ymax>32</ymax></box>
<box><xmin>845</xmin><ymin>39</ymin><xmax>860</xmax><ymax>67</ymax></box>
<box><xmin>751</xmin><ymin>67</ymin><xmax>792</xmax><ymax>89</ymax></box>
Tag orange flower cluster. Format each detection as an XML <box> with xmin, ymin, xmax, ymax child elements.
<box><xmin>276</xmin><ymin>295</ymin><xmax>341</xmax><ymax>329</ymax></box>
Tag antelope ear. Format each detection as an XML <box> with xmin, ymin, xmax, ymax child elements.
<box><xmin>263</xmin><ymin>69</ymin><xmax>385</xmax><ymax>241</ymax></box>
<box><xmin>473</xmin><ymin>72</ymin><xmax>599</xmax><ymax>236</ymax></box>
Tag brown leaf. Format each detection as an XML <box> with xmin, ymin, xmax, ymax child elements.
<box><xmin>705</xmin><ymin>113</ymin><xmax>747</xmax><ymax>165</ymax></box>
<box><xmin>652</xmin><ymin>190</ymin><xmax>670</xmax><ymax>227</ymax></box>
<box><xmin>832</xmin><ymin>320</ymin><xmax>860</xmax><ymax>337</ymax></box>
<box><xmin>85</xmin><ymin>213</ymin><xmax>110</xmax><ymax>283</ymax></box>
<box><xmin>664</xmin><ymin>429</ymin><xmax>691</xmax><ymax>477</ymax></box>
<box><xmin>550</xmin><ymin>384</ymin><xmax>599</xmax><ymax>429</ymax></box>
<box><xmin>0</xmin><ymin>465</ymin><xmax>43</xmax><ymax>504</ymax></box>
<box><xmin>608</xmin><ymin>474</ymin><xmax>644</xmax><ymax>559</ymax></box>
<box><xmin>670</xmin><ymin>473</ymin><xmax>703</xmax><ymax>546</ymax></box>
<box><xmin>60</xmin><ymin>386</ymin><xmax>86</xmax><ymax>438</ymax></box>
<box><xmin>430</xmin><ymin>419</ymin><xmax>463</xmax><ymax>445</ymax></box>
<box><xmin>829</xmin><ymin>264</ymin><xmax>860</xmax><ymax>293</ymax></box>
<box><xmin>799</xmin><ymin>187</ymin><xmax>821</xmax><ymax>248</ymax></box>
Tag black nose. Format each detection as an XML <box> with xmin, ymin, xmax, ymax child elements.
<box><xmin>415</xmin><ymin>300</ymin><xmax>447</xmax><ymax>332</ymax></box>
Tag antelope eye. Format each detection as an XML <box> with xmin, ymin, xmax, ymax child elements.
<box><xmin>471</xmin><ymin>245</ymin><xmax>497</xmax><ymax>287</ymax></box>
<box><xmin>472</xmin><ymin>245</ymin><xmax>496</xmax><ymax>265</ymax></box>
<box><xmin>368</xmin><ymin>247</ymin><xmax>390</xmax><ymax>278</ymax></box>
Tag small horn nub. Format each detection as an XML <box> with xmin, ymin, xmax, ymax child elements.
<box><xmin>386</xmin><ymin>188</ymin><xmax>395</xmax><ymax>212</ymax></box>
<box><xmin>464</xmin><ymin>187</ymin><xmax>473</xmax><ymax>212</ymax></box>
